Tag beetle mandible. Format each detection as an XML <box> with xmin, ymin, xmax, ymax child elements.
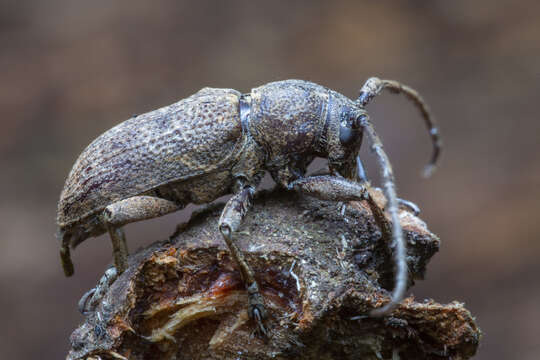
<box><xmin>57</xmin><ymin>78</ymin><xmax>440</xmax><ymax>332</ymax></box>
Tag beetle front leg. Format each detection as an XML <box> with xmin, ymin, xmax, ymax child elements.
<box><xmin>288</xmin><ymin>175</ymin><xmax>369</xmax><ymax>202</ymax></box>
<box><xmin>103</xmin><ymin>196</ymin><xmax>182</xmax><ymax>275</ymax></box>
<box><xmin>289</xmin><ymin>167</ymin><xmax>394</xmax><ymax>241</ymax></box>
<box><xmin>218</xmin><ymin>186</ymin><xmax>267</xmax><ymax>335</ymax></box>
<box><xmin>288</xmin><ymin>174</ymin><xmax>390</xmax><ymax>233</ymax></box>
<box><xmin>289</xmin><ymin>175</ymin><xmax>409</xmax><ymax>317</ymax></box>
<box><xmin>288</xmin><ymin>175</ymin><xmax>395</xmax><ymax>242</ymax></box>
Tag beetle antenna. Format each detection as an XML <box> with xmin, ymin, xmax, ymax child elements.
<box><xmin>357</xmin><ymin>77</ymin><xmax>441</xmax><ymax>177</ymax></box>
<box><xmin>360</xmin><ymin>117</ymin><xmax>407</xmax><ymax>317</ymax></box>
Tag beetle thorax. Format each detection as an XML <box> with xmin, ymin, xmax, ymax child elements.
<box><xmin>247</xmin><ymin>80</ymin><xmax>330</xmax><ymax>168</ymax></box>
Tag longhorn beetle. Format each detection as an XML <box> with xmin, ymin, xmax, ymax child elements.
<box><xmin>57</xmin><ymin>78</ymin><xmax>440</xmax><ymax>333</ymax></box>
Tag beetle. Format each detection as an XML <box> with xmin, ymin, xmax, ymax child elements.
<box><xmin>57</xmin><ymin>78</ymin><xmax>440</xmax><ymax>332</ymax></box>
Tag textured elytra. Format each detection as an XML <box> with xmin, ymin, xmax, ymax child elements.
<box><xmin>57</xmin><ymin>88</ymin><xmax>243</xmax><ymax>227</ymax></box>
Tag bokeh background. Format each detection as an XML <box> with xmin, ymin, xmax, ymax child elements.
<box><xmin>1</xmin><ymin>1</ymin><xmax>539</xmax><ymax>359</ymax></box>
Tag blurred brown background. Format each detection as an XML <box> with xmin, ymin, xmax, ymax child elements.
<box><xmin>1</xmin><ymin>1</ymin><xmax>539</xmax><ymax>359</ymax></box>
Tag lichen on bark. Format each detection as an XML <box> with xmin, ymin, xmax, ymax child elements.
<box><xmin>67</xmin><ymin>188</ymin><xmax>481</xmax><ymax>360</ymax></box>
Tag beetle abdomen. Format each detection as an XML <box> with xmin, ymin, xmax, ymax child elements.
<box><xmin>57</xmin><ymin>88</ymin><xmax>243</xmax><ymax>227</ymax></box>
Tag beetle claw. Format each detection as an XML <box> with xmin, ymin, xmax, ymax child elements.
<box><xmin>247</xmin><ymin>286</ymin><xmax>267</xmax><ymax>336</ymax></box>
<box><xmin>249</xmin><ymin>306</ymin><xmax>267</xmax><ymax>337</ymax></box>
<box><xmin>78</xmin><ymin>288</ymin><xmax>96</xmax><ymax>315</ymax></box>
<box><xmin>397</xmin><ymin>198</ymin><xmax>421</xmax><ymax>216</ymax></box>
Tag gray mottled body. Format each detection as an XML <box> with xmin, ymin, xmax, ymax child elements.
<box><xmin>58</xmin><ymin>78</ymin><xmax>441</xmax><ymax>332</ymax></box>
<box><xmin>58</xmin><ymin>81</ymin><xmax>354</xmax><ymax>245</ymax></box>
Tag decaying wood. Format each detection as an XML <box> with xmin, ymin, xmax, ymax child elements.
<box><xmin>67</xmin><ymin>188</ymin><xmax>481</xmax><ymax>360</ymax></box>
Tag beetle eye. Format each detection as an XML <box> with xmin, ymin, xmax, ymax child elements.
<box><xmin>340</xmin><ymin>111</ymin><xmax>363</xmax><ymax>145</ymax></box>
<box><xmin>340</xmin><ymin>125</ymin><xmax>355</xmax><ymax>145</ymax></box>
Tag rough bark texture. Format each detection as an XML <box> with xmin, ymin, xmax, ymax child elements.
<box><xmin>67</xmin><ymin>188</ymin><xmax>481</xmax><ymax>360</ymax></box>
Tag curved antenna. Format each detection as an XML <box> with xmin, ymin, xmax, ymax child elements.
<box><xmin>360</xmin><ymin>116</ymin><xmax>408</xmax><ymax>317</ymax></box>
<box><xmin>357</xmin><ymin>77</ymin><xmax>441</xmax><ymax>177</ymax></box>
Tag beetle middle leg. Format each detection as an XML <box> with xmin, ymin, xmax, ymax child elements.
<box><xmin>218</xmin><ymin>183</ymin><xmax>267</xmax><ymax>335</ymax></box>
<box><xmin>103</xmin><ymin>196</ymin><xmax>182</xmax><ymax>275</ymax></box>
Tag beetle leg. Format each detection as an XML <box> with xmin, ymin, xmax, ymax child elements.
<box><xmin>60</xmin><ymin>230</ymin><xmax>74</xmax><ymax>276</ymax></box>
<box><xmin>370</xmin><ymin>185</ymin><xmax>421</xmax><ymax>216</ymax></box>
<box><xmin>288</xmin><ymin>175</ymin><xmax>388</xmax><ymax>227</ymax></box>
<box><xmin>103</xmin><ymin>196</ymin><xmax>182</xmax><ymax>275</ymax></box>
<box><xmin>397</xmin><ymin>198</ymin><xmax>420</xmax><ymax>216</ymax></box>
<box><xmin>218</xmin><ymin>186</ymin><xmax>266</xmax><ymax>336</ymax></box>
<box><xmin>107</xmin><ymin>227</ymin><xmax>129</xmax><ymax>276</ymax></box>
<box><xmin>288</xmin><ymin>175</ymin><xmax>407</xmax><ymax>316</ymax></box>
<box><xmin>288</xmin><ymin>175</ymin><xmax>369</xmax><ymax>202</ymax></box>
<box><xmin>78</xmin><ymin>266</ymin><xmax>117</xmax><ymax>315</ymax></box>
<box><xmin>289</xmin><ymin>174</ymin><xmax>384</xmax><ymax>235</ymax></box>
<box><xmin>355</xmin><ymin>157</ymin><xmax>413</xmax><ymax>238</ymax></box>
<box><xmin>353</xmin><ymin>156</ymin><xmax>395</xmax><ymax>242</ymax></box>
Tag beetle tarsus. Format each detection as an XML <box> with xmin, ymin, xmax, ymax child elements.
<box><xmin>251</xmin><ymin>306</ymin><xmax>267</xmax><ymax>337</ymax></box>
<box><xmin>78</xmin><ymin>266</ymin><xmax>118</xmax><ymax>315</ymax></box>
<box><xmin>247</xmin><ymin>282</ymin><xmax>267</xmax><ymax>336</ymax></box>
<box><xmin>397</xmin><ymin>198</ymin><xmax>421</xmax><ymax>216</ymax></box>
<box><xmin>78</xmin><ymin>288</ymin><xmax>96</xmax><ymax>315</ymax></box>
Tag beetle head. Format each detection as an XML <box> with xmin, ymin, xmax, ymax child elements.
<box><xmin>325</xmin><ymin>97</ymin><xmax>370</xmax><ymax>179</ymax></box>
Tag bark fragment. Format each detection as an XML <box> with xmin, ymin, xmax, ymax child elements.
<box><xmin>67</xmin><ymin>188</ymin><xmax>480</xmax><ymax>360</ymax></box>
